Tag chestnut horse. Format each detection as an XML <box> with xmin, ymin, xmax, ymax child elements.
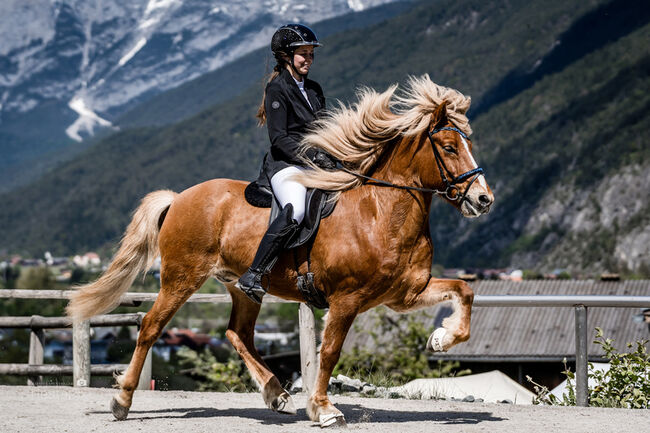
<box><xmin>67</xmin><ymin>75</ymin><xmax>493</xmax><ymax>428</ymax></box>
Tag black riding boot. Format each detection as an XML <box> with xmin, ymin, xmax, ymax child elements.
<box><xmin>236</xmin><ymin>204</ymin><xmax>300</xmax><ymax>303</ymax></box>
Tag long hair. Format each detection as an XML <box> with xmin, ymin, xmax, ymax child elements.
<box><xmin>256</xmin><ymin>56</ymin><xmax>288</xmax><ymax>126</ymax></box>
<box><xmin>294</xmin><ymin>74</ymin><xmax>472</xmax><ymax>192</ymax></box>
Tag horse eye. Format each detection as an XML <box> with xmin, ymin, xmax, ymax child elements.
<box><xmin>443</xmin><ymin>145</ymin><xmax>456</xmax><ymax>153</ymax></box>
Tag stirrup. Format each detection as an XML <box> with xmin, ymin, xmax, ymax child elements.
<box><xmin>236</xmin><ymin>270</ymin><xmax>267</xmax><ymax>304</ymax></box>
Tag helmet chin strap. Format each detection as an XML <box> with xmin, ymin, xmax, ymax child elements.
<box><xmin>289</xmin><ymin>53</ymin><xmax>307</xmax><ymax>79</ymax></box>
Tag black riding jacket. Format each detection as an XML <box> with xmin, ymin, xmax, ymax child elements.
<box><xmin>254</xmin><ymin>68</ymin><xmax>325</xmax><ymax>188</ymax></box>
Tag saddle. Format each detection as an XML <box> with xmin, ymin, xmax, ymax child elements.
<box><xmin>244</xmin><ymin>181</ymin><xmax>337</xmax><ymax>309</ymax></box>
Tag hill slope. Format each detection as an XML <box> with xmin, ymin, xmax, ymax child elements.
<box><xmin>1</xmin><ymin>0</ymin><xmax>649</xmax><ymax>275</ymax></box>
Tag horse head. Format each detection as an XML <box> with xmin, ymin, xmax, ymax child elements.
<box><xmin>425</xmin><ymin>101</ymin><xmax>494</xmax><ymax>217</ymax></box>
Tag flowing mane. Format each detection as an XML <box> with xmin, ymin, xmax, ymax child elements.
<box><xmin>295</xmin><ymin>74</ymin><xmax>472</xmax><ymax>192</ymax></box>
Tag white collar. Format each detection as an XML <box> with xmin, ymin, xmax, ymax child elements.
<box><xmin>292</xmin><ymin>76</ymin><xmax>305</xmax><ymax>88</ymax></box>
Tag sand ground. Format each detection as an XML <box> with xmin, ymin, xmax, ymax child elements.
<box><xmin>1</xmin><ymin>386</ymin><xmax>647</xmax><ymax>432</ymax></box>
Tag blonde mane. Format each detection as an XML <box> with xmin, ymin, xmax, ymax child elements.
<box><xmin>295</xmin><ymin>74</ymin><xmax>472</xmax><ymax>192</ymax></box>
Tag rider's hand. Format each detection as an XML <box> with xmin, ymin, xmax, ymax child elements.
<box><xmin>312</xmin><ymin>150</ymin><xmax>338</xmax><ymax>170</ymax></box>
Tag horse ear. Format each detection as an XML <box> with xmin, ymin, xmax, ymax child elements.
<box><xmin>431</xmin><ymin>100</ymin><xmax>449</xmax><ymax>129</ymax></box>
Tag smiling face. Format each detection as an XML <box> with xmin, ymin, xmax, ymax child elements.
<box><xmin>290</xmin><ymin>45</ymin><xmax>315</xmax><ymax>76</ymax></box>
<box><xmin>429</xmin><ymin>102</ymin><xmax>494</xmax><ymax>218</ymax></box>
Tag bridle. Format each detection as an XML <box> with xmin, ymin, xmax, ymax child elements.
<box><xmin>336</xmin><ymin>126</ymin><xmax>485</xmax><ymax>204</ymax></box>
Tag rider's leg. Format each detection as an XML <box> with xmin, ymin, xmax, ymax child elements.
<box><xmin>269</xmin><ymin>166</ymin><xmax>307</xmax><ymax>224</ymax></box>
<box><xmin>236</xmin><ymin>167</ymin><xmax>306</xmax><ymax>303</ymax></box>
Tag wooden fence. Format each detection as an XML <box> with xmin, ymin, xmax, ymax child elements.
<box><xmin>0</xmin><ymin>289</ymin><xmax>319</xmax><ymax>393</ymax></box>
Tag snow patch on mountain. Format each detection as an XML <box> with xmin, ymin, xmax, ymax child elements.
<box><xmin>66</xmin><ymin>96</ymin><xmax>114</xmax><ymax>142</ymax></box>
<box><xmin>119</xmin><ymin>38</ymin><xmax>148</xmax><ymax>66</ymax></box>
<box><xmin>348</xmin><ymin>0</ymin><xmax>366</xmax><ymax>11</ymax></box>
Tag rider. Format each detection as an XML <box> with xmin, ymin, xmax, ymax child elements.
<box><xmin>237</xmin><ymin>24</ymin><xmax>337</xmax><ymax>304</ymax></box>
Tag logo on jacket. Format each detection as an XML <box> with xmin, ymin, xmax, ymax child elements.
<box><xmin>271</xmin><ymin>101</ymin><xmax>280</xmax><ymax>109</ymax></box>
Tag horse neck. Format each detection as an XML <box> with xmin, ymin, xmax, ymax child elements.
<box><xmin>355</xmin><ymin>134</ymin><xmax>435</xmax><ymax>237</ymax></box>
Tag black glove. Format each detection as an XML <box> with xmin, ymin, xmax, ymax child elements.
<box><xmin>311</xmin><ymin>150</ymin><xmax>338</xmax><ymax>170</ymax></box>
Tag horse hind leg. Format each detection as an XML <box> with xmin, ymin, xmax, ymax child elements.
<box><xmin>111</xmin><ymin>267</ymin><xmax>207</xmax><ymax>420</ymax></box>
<box><xmin>225</xmin><ymin>284</ymin><xmax>296</xmax><ymax>415</ymax></box>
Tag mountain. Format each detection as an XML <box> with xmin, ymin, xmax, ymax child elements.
<box><xmin>0</xmin><ymin>0</ymin><xmax>404</xmax><ymax>192</ymax></box>
<box><xmin>116</xmin><ymin>0</ymin><xmax>415</xmax><ymax>128</ymax></box>
<box><xmin>1</xmin><ymin>0</ymin><xmax>649</xmax><ymax>277</ymax></box>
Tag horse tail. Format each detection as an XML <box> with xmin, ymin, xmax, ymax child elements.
<box><xmin>66</xmin><ymin>190</ymin><xmax>177</xmax><ymax>323</ymax></box>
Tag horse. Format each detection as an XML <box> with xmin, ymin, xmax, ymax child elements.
<box><xmin>66</xmin><ymin>74</ymin><xmax>494</xmax><ymax>428</ymax></box>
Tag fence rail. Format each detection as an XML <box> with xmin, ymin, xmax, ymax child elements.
<box><xmin>1</xmin><ymin>289</ymin><xmax>649</xmax><ymax>406</ymax></box>
<box><xmin>0</xmin><ymin>289</ymin><xmax>317</xmax><ymax>392</ymax></box>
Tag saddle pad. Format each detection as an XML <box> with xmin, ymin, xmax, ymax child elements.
<box><xmin>245</xmin><ymin>181</ymin><xmax>336</xmax><ymax>248</ymax></box>
<box><xmin>244</xmin><ymin>182</ymin><xmax>273</xmax><ymax>208</ymax></box>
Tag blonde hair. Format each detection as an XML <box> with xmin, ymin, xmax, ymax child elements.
<box><xmin>295</xmin><ymin>74</ymin><xmax>472</xmax><ymax>191</ymax></box>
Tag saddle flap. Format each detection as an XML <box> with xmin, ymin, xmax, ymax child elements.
<box><xmin>270</xmin><ymin>188</ymin><xmax>336</xmax><ymax>249</ymax></box>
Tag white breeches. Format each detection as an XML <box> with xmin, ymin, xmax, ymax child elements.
<box><xmin>270</xmin><ymin>166</ymin><xmax>307</xmax><ymax>224</ymax></box>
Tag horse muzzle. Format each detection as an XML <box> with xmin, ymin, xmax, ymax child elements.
<box><xmin>461</xmin><ymin>190</ymin><xmax>493</xmax><ymax>218</ymax></box>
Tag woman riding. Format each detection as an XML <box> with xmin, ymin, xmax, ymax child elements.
<box><xmin>236</xmin><ymin>24</ymin><xmax>337</xmax><ymax>304</ymax></box>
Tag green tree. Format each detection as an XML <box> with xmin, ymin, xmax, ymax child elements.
<box><xmin>16</xmin><ymin>267</ymin><xmax>55</xmax><ymax>290</ymax></box>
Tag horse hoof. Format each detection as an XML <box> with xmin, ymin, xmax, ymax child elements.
<box><xmin>319</xmin><ymin>413</ymin><xmax>347</xmax><ymax>428</ymax></box>
<box><xmin>110</xmin><ymin>396</ymin><xmax>130</xmax><ymax>421</ymax></box>
<box><xmin>270</xmin><ymin>392</ymin><xmax>297</xmax><ymax>415</ymax></box>
<box><xmin>426</xmin><ymin>328</ymin><xmax>448</xmax><ymax>352</ymax></box>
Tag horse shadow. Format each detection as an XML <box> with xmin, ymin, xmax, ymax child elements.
<box><xmin>89</xmin><ymin>403</ymin><xmax>507</xmax><ymax>426</ymax></box>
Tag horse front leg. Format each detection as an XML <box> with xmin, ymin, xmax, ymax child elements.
<box><xmin>307</xmin><ymin>302</ymin><xmax>357</xmax><ymax>428</ymax></box>
<box><xmin>390</xmin><ymin>277</ymin><xmax>474</xmax><ymax>352</ymax></box>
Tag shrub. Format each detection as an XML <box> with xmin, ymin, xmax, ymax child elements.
<box><xmin>176</xmin><ymin>347</ymin><xmax>255</xmax><ymax>392</ymax></box>
<box><xmin>528</xmin><ymin>328</ymin><xmax>649</xmax><ymax>408</ymax></box>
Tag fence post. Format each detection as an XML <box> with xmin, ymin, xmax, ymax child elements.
<box><xmin>73</xmin><ymin>320</ymin><xmax>91</xmax><ymax>387</ymax></box>
<box><xmin>136</xmin><ymin>313</ymin><xmax>152</xmax><ymax>390</ymax></box>
<box><xmin>574</xmin><ymin>305</ymin><xmax>589</xmax><ymax>407</ymax></box>
<box><xmin>27</xmin><ymin>327</ymin><xmax>45</xmax><ymax>386</ymax></box>
<box><xmin>298</xmin><ymin>303</ymin><xmax>318</xmax><ymax>394</ymax></box>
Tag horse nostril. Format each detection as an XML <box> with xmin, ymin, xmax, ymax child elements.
<box><xmin>478</xmin><ymin>194</ymin><xmax>492</xmax><ymax>207</ymax></box>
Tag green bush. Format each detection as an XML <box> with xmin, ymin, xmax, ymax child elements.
<box><xmin>334</xmin><ymin>308</ymin><xmax>470</xmax><ymax>386</ymax></box>
<box><xmin>528</xmin><ymin>328</ymin><xmax>649</xmax><ymax>408</ymax></box>
<box><xmin>176</xmin><ymin>346</ymin><xmax>255</xmax><ymax>392</ymax></box>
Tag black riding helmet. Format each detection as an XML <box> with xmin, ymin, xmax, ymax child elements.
<box><xmin>271</xmin><ymin>24</ymin><xmax>321</xmax><ymax>77</ymax></box>
<box><xmin>271</xmin><ymin>23</ymin><xmax>321</xmax><ymax>55</ymax></box>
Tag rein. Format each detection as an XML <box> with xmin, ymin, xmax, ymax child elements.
<box><xmin>337</xmin><ymin>126</ymin><xmax>484</xmax><ymax>203</ymax></box>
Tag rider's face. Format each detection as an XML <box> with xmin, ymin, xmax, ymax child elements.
<box><xmin>292</xmin><ymin>46</ymin><xmax>314</xmax><ymax>75</ymax></box>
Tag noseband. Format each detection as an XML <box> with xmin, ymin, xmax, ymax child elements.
<box><xmin>337</xmin><ymin>126</ymin><xmax>485</xmax><ymax>204</ymax></box>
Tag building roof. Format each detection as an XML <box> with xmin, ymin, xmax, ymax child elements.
<box><xmin>344</xmin><ymin>280</ymin><xmax>650</xmax><ymax>362</ymax></box>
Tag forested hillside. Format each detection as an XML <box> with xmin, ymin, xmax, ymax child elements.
<box><xmin>1</xmin><ymin>0</ymin><xmax>649</xmax><ymax>275</ymax></box>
